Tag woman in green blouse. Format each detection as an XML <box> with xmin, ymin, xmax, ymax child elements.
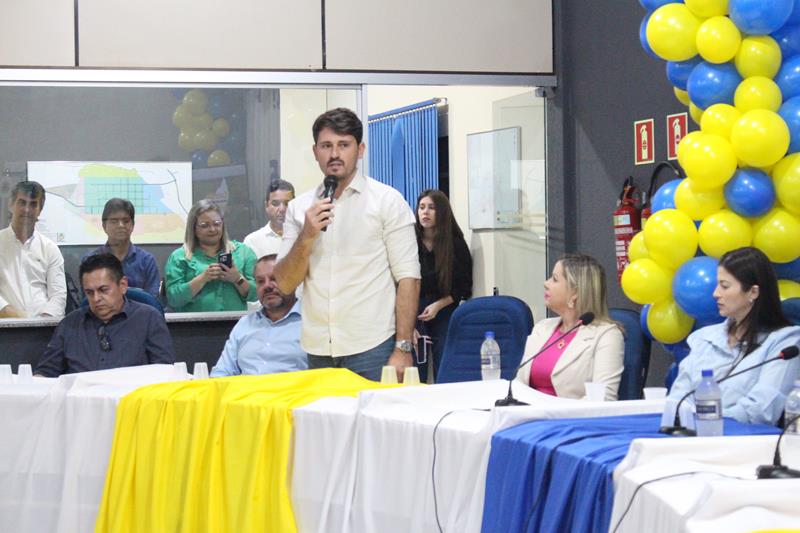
<box><xmin>165</xmin><ymin>199</ymin><xmax>256</xmax><ymax>312</ymax></box>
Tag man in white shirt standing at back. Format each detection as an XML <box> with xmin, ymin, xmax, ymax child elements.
<box><xmin>275</xmin><ymin>107</ymin><xmax>420</xmax><ymax>381</ymax></box>
<box><xmin>0</xmin><ymin>180</ymin><xmax>66</xmax><ymax>318</ymax></box>
<box><xmin>243</xmin><ymin>179</ymin><xmax>295</xmax><ymax>258</ymax></box>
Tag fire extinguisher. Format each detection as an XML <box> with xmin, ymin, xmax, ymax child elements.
<box><xmin>614</xmin><ymin>176</ymin><xmax>641</xmax><ymax>282</ymax></box>
<box><xmin>640</xmin><ymin>161</ymin><xmax>683</xmax><ymax>229</ymax></box>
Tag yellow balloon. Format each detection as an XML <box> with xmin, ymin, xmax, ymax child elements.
<box><xmin>621</xmin><ymin>258</ymin><xmax>672</xmax><ymax>305</ymax></box>
<box><xmin>178</xmin><ymin>131</ymin><xmax>196</xmax><ymax>152</ymax></box>
<box><xmin>677</xmin><ymin>132</ymin><xmax>737</xmax><ymax>190</ymax></box>
<box><xmin>171</xmin><ymin>103</ymin><xmax>193</xmax><ymax>129</ymax></box>
<box><xmin>207</xmin><ymin>149</ymin><xmax>231</xmax><ymax>167</ymax></box>
<box><xmin>212</xmin><ymin>117</ymin><xmax>231</xmax><ymax>138</ymax></box>
<box><xmin>646</xmin><ymin>4</ymin><xmax>702</xmax><ymax>61</ymax></box>
<box><xmin>675</xmin><ymin>87</ymin><xmax>691</xmax><ymax>106</ymax></box>
<box><xmin>735</xmin><ymin>35</ymin><xmax>782</xmax><ymax>79</ymax></box>
<box><xmin>190</xmin><ymin>112</ymin><xmax>213</xmax><ymax>130</ymax></box>
<box><xmin>685</xmin><ymin>0</ymin><xmax>729</xmax><ymax>18</ymax></box>
<box><xmin>643</xmin><ymin>209</ymin><xmax>699</xmax><ymax>269</ymax></box>
<box><xmin>752</xmin><ymin>207</ymin><xmax>800</xmax><ymax>263</ymax></box>
<box><xmin>647</xmin><ymin>297</ymin><xmax>695</xmax><ymax>344</ymax></box>
<box><xmin>779</xmin><ymin>279</ymin><xmax>800</xmax><ymax>300</ymax></box>
<box><xmin>700</xmin><ymin>103</ymin><xmax>741</xmax><ymax>139</ymax></box>
<box><xmin>730</xmin><ymin>109</ymin><xmax>790</xmax><ymax>168</ymax></box>
<box><xmin>771</xmin><ymin>153</ymin><xmax>800</xmax><ymax>216</ymax></box>
<box><xmin>690</xmin><ymin>102</ymin><xmax>704</xmax><ymax>125</ymax></box>
<box><xmin>182</xmin><ymin>89</ymin><xmax>208</xmax><ymax>115</ymax></box>
<box><xmin>629</xmin><ymin>231</ymin><xmax>649</xmax><ymax>262</ymax></box>
<box><xmin>733</xmin><ymin>76</ymin><xmax>782</xmax><ymax>112</ymax></box>
<box><xmin>696</xmin><ymin>16</ymin><xmax>741</xmax><ymax>64</ymax></box>
<box><xmin>698</xmin><ymin>209</ymin><xmax>752</xmax><ymax>257</ymax></box>
<box><xmin>675</xmin><ymin>179</ymin><xmax>726</xmax><ymax>220</ymax></box>
<box><xmin>193</xmin><ymin>129</ymin><xmax>218</xmax><ymax>152</ymax></box>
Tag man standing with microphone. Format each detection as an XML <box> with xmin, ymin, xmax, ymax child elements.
<box><xmin>275</xmin><ymin>108</ymin><xmax>420</xmax><ymax>381</ymax></box>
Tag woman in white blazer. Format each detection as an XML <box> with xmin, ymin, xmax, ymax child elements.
<box><xmin>516</xmin><ymin>254</ymin><xmax>624</xmax><ymax>400</ymax></box>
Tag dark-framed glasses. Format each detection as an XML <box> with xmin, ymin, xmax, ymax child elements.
<box><xmin>98</xmin><ymin>325</ymin><xmax>111</xmax><ymax>352</ymax></box>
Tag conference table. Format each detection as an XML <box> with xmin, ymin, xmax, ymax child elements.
<box><xmin>0</xmin><ymin>365</ymin><xmax>796</xmax><ymax>533</ymax></box>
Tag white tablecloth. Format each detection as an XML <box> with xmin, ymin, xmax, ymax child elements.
<box><xmin>0</xmin><ymin>365</ymin><xmax>188</xmax><ymax>533</ymax></box>
<box><xmin>610</xmin><ymin>436</ymin><xmax>800</xmax><ymax>533</ymax></box>
<box><xmin>292</xmin><ymin>379</ymin><xmax>665</xmax><ymax>533</ymax></box>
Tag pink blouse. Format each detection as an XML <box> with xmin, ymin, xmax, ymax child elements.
<box><xmin>529</xmin><ymin>324</ymin><xmax>579</xmax><ymax>396</ymax></box>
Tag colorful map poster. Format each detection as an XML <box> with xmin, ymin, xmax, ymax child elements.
<box><xmin>28</xmin><ymin>161</ymin><xmax>192</xmax><ymax>245</ymax></box>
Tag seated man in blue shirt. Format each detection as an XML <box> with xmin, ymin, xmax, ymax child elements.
<box><xmin>211</xmin><ymin>253</ymin><xmax>306</xmax><ymax>377</ymax></box>
<box><xmin>35</xmin><ymin>253</ymin><xmax>175</xmax><ymax>377</ymax></box>
<box><xmin>85</xmin><ymin>198</ymin><xmax>160</xmax><ymax>298</ymax></box>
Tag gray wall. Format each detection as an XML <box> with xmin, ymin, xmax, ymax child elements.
<box><xmin>548</xmin><ymin>0</ymin><xmax>688</xmax><ymax>385</ymax></box>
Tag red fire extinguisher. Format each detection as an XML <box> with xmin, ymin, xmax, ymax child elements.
<box><xmin>614</xmin><ymin>176</ymin><xmax>640</xmax><ymax>282</ymax></box>
<box><xmin>640</xmin><ymin>161</ymin><xmax>683</xmax><ymax>229</ymax></box>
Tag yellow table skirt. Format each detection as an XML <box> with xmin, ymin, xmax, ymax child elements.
<box><xmin>95</xmin><ymin>368</ymin><xmax>393</xmax><ymax>533</ymax></box>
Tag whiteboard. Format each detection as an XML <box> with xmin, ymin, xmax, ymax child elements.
<box><xmin>28</xmin><ymin>161</ymin><xmax>192</xmax><ymax>245</ymax></box>
<box><xmin>467</xmin><ymin>127</ymin><xmax>521</xmax><ymax>229</ymax></box>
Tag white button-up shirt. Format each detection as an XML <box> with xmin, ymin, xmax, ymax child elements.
<box><xmin>279</xmin><ymin>173</ymin><xmax>420</xmax><ymax>357</ymax></box>
<box><xmin>0</xmin><ymin>225</ymin><xmax>66</xmax><ymax>317</ymax></box>
<box><xmin>243</xmin><ymin>223</ymin><xmax>283</xmax><ymax>259</ymax></box>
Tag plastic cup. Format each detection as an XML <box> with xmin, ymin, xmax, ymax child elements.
<box><xmin>173</xmin><ymin>361</ymin><xmax>188</xmax><ymax>378</ymax></box>
<box><xmin>584</xmin><ymin>382</ymin><xmax>606</xmax><ymax>402</ymax></box>
<box><xmin>17</xmin><ymin>364</ymin><xmax>33</xmax><ymax>384</ymax></box>
<box><xmin>193</xmin><ymin>362</ymin><xmax>209</xmax><ymax>380</ymax></box>
<box><xmin>0</xmin><ymin>364</ymin><xmax>12</xmax><ymax>384</ymax></box>
<box><xmin>643</xmin><ymin>387</ymin><xmax>667</xmax><ymax>400</ymax></box>
<box><xmin>380</xmin><ymin>365</ymin><xmax>398</xmax><ymax>384</ymax></box>
<box><xmin>403</xmin><ymin>366</ymin><xmax>420</xmax><ymax>386</ymax></box>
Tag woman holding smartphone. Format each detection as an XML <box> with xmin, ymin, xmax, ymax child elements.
<box><xmin>165</xmin><ymin>199</ymin><xmax>256</xmax><ymax>312</ymax></box>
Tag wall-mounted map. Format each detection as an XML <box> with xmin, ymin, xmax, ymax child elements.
<box><xmin>28</xmin><ymin>161</ymin><xmax>192</xmax><ymax>245</ymax></box>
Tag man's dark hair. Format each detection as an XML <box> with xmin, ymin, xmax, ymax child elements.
<box><xmin>79</xmin><ymin>253</ymin><xmax>124</xmax><ymax>285</ymax></box>
<box><xmin>10</xmin><ymin>180</ymin><xmax>46</xmax><ymax>208</ymax></box>
<box><xmin>312</xmin><ymin>107</ymin><xmax>363</xmax><ymax>144</ymax></box>
<box><xmin>266</xmin><ymin>179</ymin><xmax>295</xmax><ymax>201</ymax></box>
<box><xmin>101</xmin><ymin>198</ymin><xmax>136</xmax><ymax>224</ymax></box>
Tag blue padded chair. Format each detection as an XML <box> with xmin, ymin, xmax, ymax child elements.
<box><xmin>782</xmin><ymin>298</ymin><xmax>800</xmax><ymax>326</ymax></box>
<box><xmin>82</xmin><ymin>286</ymin><xmax>165</xmax><ymax>316</ymax></box>
<box><xmin>610</xmin><ymin>308</ymin><xmax>651</xmax><ymax>400</ymax></box>
<box><xmin>436</xmin><ymin>296</ymin><xmax>533</xmax><ymax>383</ymax></box>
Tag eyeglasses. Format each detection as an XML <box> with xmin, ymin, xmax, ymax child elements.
<box><xmin>416</xmin><ymin>334</ymin><xmax>432</xmax><ymax>366</ymax></box>
<box><xmin>98</xmin><ymin>325</ymin><xmax>111</xmax><ymax>352</ymax></box>
<box><xmin>197</xmin><ymin>220</ymin><xmax>223</xmax><ymax>230</ymax></box>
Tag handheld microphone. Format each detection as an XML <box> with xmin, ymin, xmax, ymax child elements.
<box><xmin>495</xmin><ymin>312</ymin><xmax>595</xmax><ymax>407</ymax></box>
<box><xmin>320</xmin><ymin>175</ymin><xmax>338</xmax><ymax>232</ymax></box>
<box><xmin>660</xmin><ymin>345</ymin><xmax>800</xmax><ymax>436</ymax></box>
<box><xmin>756</xmin><ymin>413</ymin><xmax>800</xmax><ymax>479</ymax></box>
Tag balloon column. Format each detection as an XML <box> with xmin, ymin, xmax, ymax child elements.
<box><xmin>171</xmin><ymin>89</ymin><xmax>246</xmax><ymax>168</ymax></box>
<box><xmin>628</xmin><ymin>0</ymin><xmax>800</xmax><ymax>357</ymax></box>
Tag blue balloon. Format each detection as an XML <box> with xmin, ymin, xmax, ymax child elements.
<box><xmin>687</xmin><ymin>61</ymin><xmax>742</xmax><ymax>110</ymax></box>
<box><xmin>651</xmin><ymin>179</ymin><xmax>682</xmax><ymax>213</ymax></box>
<box><xmin>171</xmin><ymin>88</ymin><xmax>189</xmax><ymax>100</ymax></box>
<box><xmin>640</xmin><ymin>14</ymin><xmax>660</xmax><ymax>60</ymax></box>
<box><xmin>788</xmin><ymin>1</ymin><xmax>800</xmax><ymax>25</ymax></box>
<box><xmin>774</xmin><ymin>257</ymin><xmax>800</xmax><ymax>280</ymax></box>
<box><xmin>730</xmin><ymin>0</ymin><xmax>794</xmax><ymax>35</ymax></box>
<box><xmin>673</xmin><ymin>256</ymin><xmax>723</xmax><ymax>322</ymax></box>
<box><xmin>772</xmin><ymin>24</ymin><xmax>800</xmax><ymax>57</ymax></box>
<box><xmin>666</xmin><ymin>57</ymin><xmax>702</xmax><ymax>90</ymax></box>
<box><xmin>777</xmin><ymin>55</ymin><xmax>800</xmax><ymax>101</ymax></box>
<box><xmin>639</xmin><ymin>0</ymin><xmax>682</xmax><ymax>10</ymax></box>
<box><xmin>191</xmin><ymin>150</ymin><xmax>207</xmax><ymax>169</ymax></box>
<box><xmin>640</xmin><ymin>304</ymin><xmax>654</xmax><ymax>341</ymax></box>
<box><xmin>779</xmin><ymin>95</ymin><xmax>800</xmax><ymax>153</ymax></box>
<box><xmin>663</xmin><ymin>340</ymin><xmax>691</xmax><ymax>362</ymax></box>
<box><xmin>724</xmin><ymin>168</ymin><xmax>775</xmax><ymax>217</ymax></box>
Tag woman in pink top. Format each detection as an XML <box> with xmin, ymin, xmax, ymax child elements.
<box><xmin>515</xmin><ymin>254</ymin><xmax>624</xmax><ymax>400</ymax></box>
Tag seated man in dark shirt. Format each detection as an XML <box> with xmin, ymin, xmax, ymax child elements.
<box><xmin>35</xmin><ymin>253</ymin><xmax>175</xmax><ymax>377</ymax></box>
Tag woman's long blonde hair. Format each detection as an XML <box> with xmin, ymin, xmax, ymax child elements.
<box><xmin>559</xmin><ymin>254</ymin><xmax>615</xmax><ymax>326</ymax></box>
<box><xmin>182</xmin><ymin>199</ymin><xmax>233</xmax><ymax>260</ymax></box>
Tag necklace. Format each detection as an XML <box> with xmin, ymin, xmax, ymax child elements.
<box><xmin>556</xmin><ymin>338</ymin><xmax>566</xmax><ymax>350</ymax></box>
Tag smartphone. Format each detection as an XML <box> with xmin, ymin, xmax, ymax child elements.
<box><xmin>217</xmin><ymin>252</ymin><xmax>233</xmax><ymax>268</ymax></box>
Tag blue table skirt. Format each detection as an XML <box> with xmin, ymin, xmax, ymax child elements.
<box><xmin>481</xmin><ymin>413</ymin><xmax>780</xmax><ymax>533</ymax></box>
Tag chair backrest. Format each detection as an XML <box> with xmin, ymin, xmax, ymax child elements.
<box><xmin>609</xmin><ymin>307</ymin><xmax>651</xmax><ymax>400</ymax></box>
<box><xmin>436</xmin><ymin>296</ymin><xmax>534</xmax><ymax>384</ymax></box>
<box><xmin>81</xmin><ymin>286</ymin><xmax>165</xmax><ymax>316</ymax></box>
<box><xmin>782</xmin><ymin>298</ymin><xmax>800</xmax><ymax>326</ymax></box>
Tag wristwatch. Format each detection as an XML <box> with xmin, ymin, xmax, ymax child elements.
<box><xmin>235</xmin><ymin>276</ymin><xmax>246</xmax><ymax>286</ymax></box>
<box><xmin>395</xmin><ymin>340</ymin><xmax>413</xmax><ymax>353</ymax></box>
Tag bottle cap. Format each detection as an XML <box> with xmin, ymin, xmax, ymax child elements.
<box><xmin>701</xmin><ymin>369</ymin><xmax>713</xmax><ymax>378</ymax></box>
<box><xmin>485</xmin><ymin>331</ymin><xmax>495</xmax><ymax>339</ymax></box>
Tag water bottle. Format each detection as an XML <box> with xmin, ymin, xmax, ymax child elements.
<box><xmin>694</xmin><ymin>368</ymin><xmax>723</xmax><ymax>437</ymax></box>
<box><xmin>784</xmin><ymin>380</ymin><xmax>800</xmax><ymax>445</ymax></box>
<box><xmin>480</xmin><ymin>331</ymin><xmax>501</xmax><ymax>381</ymax></box>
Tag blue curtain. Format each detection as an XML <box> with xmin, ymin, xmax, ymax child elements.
<box><xmin>368</xmin><ymin>99</ymin><xmax>439</xmax><ymax>207</ymax></box>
